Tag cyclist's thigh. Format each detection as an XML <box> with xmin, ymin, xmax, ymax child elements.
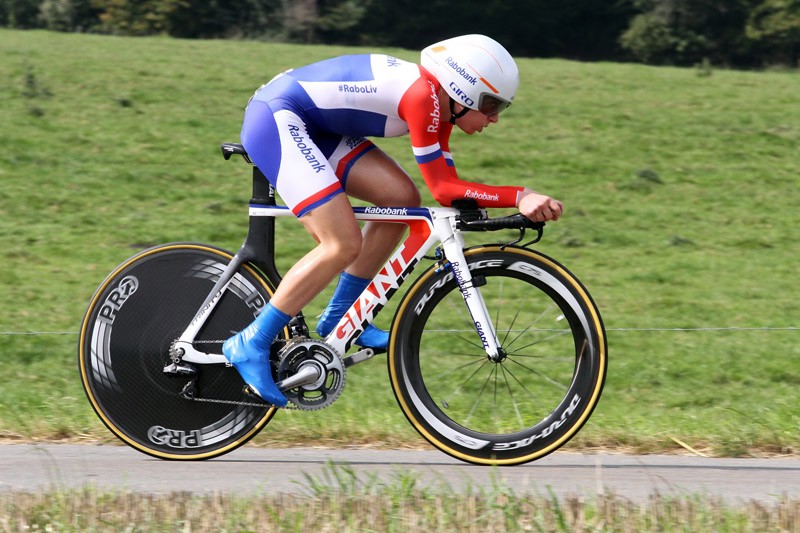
<box><xmin>318</xmin><ymin>134</ymin><xmax>375</xmax><ymax>188</ymax></box>
<box><xmin>336</xmin><ymin>141</ymin><xmax>420</xmax><ymax>206</ymax></box>
<box><xmin>241</xmin><ymin>101</ymin><xmax>344</xmax><ymax>217</ymax></box>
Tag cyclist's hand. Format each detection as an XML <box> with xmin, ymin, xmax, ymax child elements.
<box><xmin>517</xmin><ymin>188</ymin><xmax>564</xmax><ymax>222</ymax></box>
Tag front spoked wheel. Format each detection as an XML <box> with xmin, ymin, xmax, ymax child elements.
<box><xmin>78</xmin><ymin>243</ymin><xmax>280</xmax><ymax>460</ymax></box>
<box><xmin>389</xmin><ymin>246</ymin><xmax>607</xmax><ymax>465</ymax></box>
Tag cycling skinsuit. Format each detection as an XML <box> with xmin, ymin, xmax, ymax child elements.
<box><xmin>241</xmin><ymin>54</ymin><xmax>524</xmax><ymax>217</ymax></box>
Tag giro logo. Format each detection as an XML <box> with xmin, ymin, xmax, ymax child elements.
<box><xmin>148</xmin><ymin>426</ymin><xmax>203</xmax><ymax>448</ymax></box>
<box><xmin>97</xmin><ymin>275</ymin><xmax>138</xmax><ymax>325</ymax></box>
<box><xmin>445</xmin><ymin>57</ymin><xmax>478</xmax><ymax>85</ymax></box>
<box><xmin>449</xmin><ymin>82</ymin><xmax>475</xmax><ymax>107</ymax></box>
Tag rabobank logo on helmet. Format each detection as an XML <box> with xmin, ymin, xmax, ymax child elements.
<box><xmin>364</xmin><ymin>206</ymin><xmax>408</xmax><ymax>216</ymax></box>
<box><xmin>445</xmin><ymin>57</ymin><xmax>478</xmax><ymax>85</ymax></box>
<box><xmin>449</xmin><ymin>82</ymin><xmax>475</xmax><ymax>107</ymax></box>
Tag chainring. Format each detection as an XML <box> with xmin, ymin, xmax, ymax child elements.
<box><xmin>276</xmin><ymin>337</ymin><xmax>346</xmax><ymax>410</ymax></box>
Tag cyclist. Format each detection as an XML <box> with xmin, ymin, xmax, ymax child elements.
<box><xmin>223</xmin><ymin>34</ymin><xmax>564</xmax><ymax>406</ymax></box>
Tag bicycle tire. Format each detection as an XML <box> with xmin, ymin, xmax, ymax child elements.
<box><xmin>388</xmin><ymin>245</ymin><xmax>606</xmax><ymax>465</ymax></box>
<box><xmin>78</xmin><ymin>243</ymin><xmax>281</xmax><ymax>460</ymax></box>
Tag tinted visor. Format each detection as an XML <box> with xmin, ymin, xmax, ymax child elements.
<box><xmin>478</xmin><ymin>94</ymin><xmax>512</xmax><ymax>116</ymax></box>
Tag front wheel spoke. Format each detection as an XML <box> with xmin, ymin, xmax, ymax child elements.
<box><xmin>465</xmin><ymin>364</ymin><xmax>498</xmax><ymax>424</ymax></box>
<box><xmin>439</xmin><ymin>358</ymin><xmax>490</xmax><ymax>410</ymax></box>
<box><xmin>454</xmin><ymin>332</ymin><xmax>484</xmax><ymax>351</ymax></box>
<box><xmin>499</xmin><ymin>364</ymin><xmax>526</xmax><ymax>430</ymax></box>
<box><xmin>506</xmin><ymin>356</ymin><xmax>570</xmax><ymax>390</ymax></box>
<box><xmin>502</xmin><ymin>362</ymin><xmax>546</xmax><ymax>405</ymax></box>
<box><xmin>499</xmin><ymin>308</ymin><xmax>521</xmax><ymax>346</ymax></box>
<box><xmin>427</xmin><ymin>354</ymin><xmax>485</xmax><ymax>383</ymax></box>
<box><xmin>425</xmin><ymin>329</ymin><xmax>486</xmax><ymax>351</ymax></box>
<box><xmin>505</xmin><ymin>352</ymin><xmax>573</xmax><ymax>363</ymax></box>
<box><xmin>504</xmin><ymin>304</ymin><xmax>557</xmax><ymax>351</ymax></box>
<box><xmin>509</xmin><ymin>328</ymin><xmax>574</xmax><ymax>353</ymax></box>
<box><xmin>493</xmin><ymin>279</ymin><xmax>504</xmax><ymax>338</ymax></box>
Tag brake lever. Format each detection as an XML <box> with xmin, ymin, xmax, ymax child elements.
<box><xmin>521</xmin><ymin>225</ymin><xmax>545</xmax><ymax>247</ymax></box>
<box><xmin>500</xmin><ymin>227</ymin><xmax>526</xmax><ymax>250</ymax></box>
<box><xmin>500</xmin><ymin>223</ymin><xmax>544</xmax><ymax>250</ymax></box>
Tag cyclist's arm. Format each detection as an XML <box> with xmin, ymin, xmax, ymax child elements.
<box><xmin>399</xmin><ymin>78</ymin><xmax>523</xmax><ymax>208</ymax></box>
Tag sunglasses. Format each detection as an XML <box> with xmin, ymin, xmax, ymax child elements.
<box><xmin>477</xmin><ymin>94</ymin><xmax>512</xmax><ymax>116</ymax></box>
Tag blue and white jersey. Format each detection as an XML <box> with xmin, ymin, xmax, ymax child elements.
<box><xmin>251</xmin><ymin>55</ymin><xmax>421</xmax><ymax>138</ymax></box>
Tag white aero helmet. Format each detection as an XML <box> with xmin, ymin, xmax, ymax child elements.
<box><xmin>420</xmin><ymin>34</ymin><xmax>519</xmax><ymax>117</ymax></box>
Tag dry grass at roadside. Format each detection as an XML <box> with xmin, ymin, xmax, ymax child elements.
<box><xmin>1</xmin><ymin>463</ymin><xmax>797</xmax><ymax>532</ymax></box>
<box><xmin>2</xmin><ymin>488</ymin><xmax>797</xmax><ymax>532</ymax></box>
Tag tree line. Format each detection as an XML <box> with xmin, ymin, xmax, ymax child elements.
<box><xmin>3</xmin><ymin>0</ymin><xmax>799</xmax><ymax>67</ymax></box>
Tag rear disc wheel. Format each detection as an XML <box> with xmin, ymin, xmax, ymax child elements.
<box><xmin>78</xmin><ymin>243</ymin><xmax>280</xmax><ymax>460</ymax></box>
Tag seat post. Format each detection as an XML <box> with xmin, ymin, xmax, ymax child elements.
<box><xmin>243</xmin><ymin>166</ymin><xmax>281</xmax><ymax>284</ymax></box>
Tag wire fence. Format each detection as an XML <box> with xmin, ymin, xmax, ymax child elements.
<box><xmin>1</xmin><ymin>326</ymin><xmax>798</xmax><ymax>336</ymax></box>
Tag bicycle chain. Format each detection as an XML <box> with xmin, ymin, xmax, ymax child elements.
<box><xmin>189</xmin><ymin>394</ymin><xmax>297</xmax><ymax>409</ymax></box>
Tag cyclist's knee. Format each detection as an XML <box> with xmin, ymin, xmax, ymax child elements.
<box><xmin>335</xmin><ymin>236</ymin><xmax>362</xmax><ymax>266</ymax></box>
<box><xmin>317</xmin><ymin>231</ymin><xmax>362</xmax><ymax>268</ymax></box>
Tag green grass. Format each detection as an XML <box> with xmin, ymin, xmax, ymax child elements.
<box><xmin>0</xmin><ymin>29</ymin><xmax>798</xmax><ymax>456</ymax></box>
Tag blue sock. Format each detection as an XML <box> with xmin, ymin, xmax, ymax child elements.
<box><xmin>317</xmin><ymin>272</ymin><xmax>389</xmax><ymax>350</ymax></box>
<box><xmin>317</xmin><ymin>272</ymin><xmax>370</xmax><ymax>337</ymax></box>
<box><xmin>239</xmin><ymin>303</ymin><xmax>292</xmax><ymax>358</ymax></box>
<box><xmin>223</xmin><ymin>302</ymin><xmax>291</xmax><ymax>406</ymax></box>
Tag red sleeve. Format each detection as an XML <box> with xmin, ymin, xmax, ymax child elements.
<box><xmin>397</xmin><ymin>71</ymin><xmax>523</xmax><ymax>208</ymax></box>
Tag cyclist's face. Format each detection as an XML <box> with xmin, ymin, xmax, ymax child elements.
<box><xmin>455</xmin><ymin>107</ymin><xmax>499</xmax><ymax>135</ymax></box>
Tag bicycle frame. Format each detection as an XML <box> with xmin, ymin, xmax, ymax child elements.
<box><xmin>174</xmin><ymin>168</ymin><xmax>503</xmax><ymax>366</ymax></box>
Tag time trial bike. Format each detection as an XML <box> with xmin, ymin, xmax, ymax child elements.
<box><xmin>78</xmin><ymin>142</ymin><xmax>607</xmax><ymax>466</ymax></box>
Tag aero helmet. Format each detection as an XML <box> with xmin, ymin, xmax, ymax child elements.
<box><xmin>421</xmin><ymin>34</ymin><xmax>519</xmax><ymax>118</ymax></box>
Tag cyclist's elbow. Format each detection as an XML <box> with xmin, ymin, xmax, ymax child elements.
<box><xmin>429</xmin><ymin>189</ymin><xmax>452</xmax><ymax>207</ymax></box>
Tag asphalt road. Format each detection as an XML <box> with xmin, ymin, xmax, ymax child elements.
<box><xmin>1</xmin><ymin>444</ymin><xmax>797</xmax><ymax>504</ymax></box>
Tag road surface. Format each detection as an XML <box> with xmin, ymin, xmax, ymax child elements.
<box><xmin>1</xmin><ymin>444</ymin><xmax>797</xmax><ymax>504</ymax></box>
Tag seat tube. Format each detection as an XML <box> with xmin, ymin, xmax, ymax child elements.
<box><xmin>244</xmin><ymin>166</ymin><xmax>281</xmax><ymax>283</ymax></box>
<box><xmin>439</xmin><ymin>227</ymin><xmax>501</xmax><ymax>359</ymax></box>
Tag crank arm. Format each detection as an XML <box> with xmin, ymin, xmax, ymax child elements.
<box><xmin>343</xmin><ymin>348</ymin><xmax>377</xmax><ymax>367</ymax></box>
<box><xmin>276</xmin><ymin>365</ymin><xmax>321</xmax><ymax>391</ymax></box>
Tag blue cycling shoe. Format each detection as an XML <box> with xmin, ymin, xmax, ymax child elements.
<box><xmin>316</xmin><ymin>272</ymin><xmax>389</xmax><ymax>350</ymax></box>
<box><xmin>354</xmin><ymin>324</ymin><xmax>389</xmax><ymax>350</ymax></box>
<box><xmin>222</xmin><ymin>304</ymin><xmax>290</xmax><ymax>407</ymax></box>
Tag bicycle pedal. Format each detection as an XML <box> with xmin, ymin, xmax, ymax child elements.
<box><xmin>242</xmin><ymin>385</ymin><xmax>276</xmax><ymax>406</ymax></box>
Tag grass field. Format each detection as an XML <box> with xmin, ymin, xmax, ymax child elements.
<box><xmin>0</xmin><ymin>29</ymin><xmax>798</xmax><ymax>458</ymax></box>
